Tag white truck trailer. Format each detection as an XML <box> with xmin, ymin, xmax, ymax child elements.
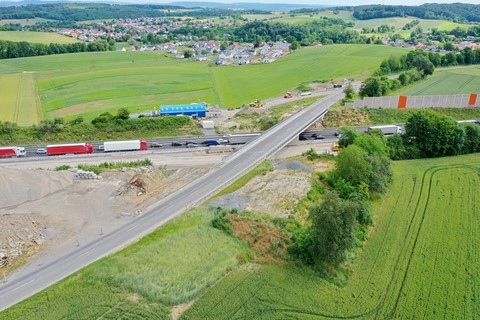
<box><xmin>103</xmin><ymin>140</ymin><xmax>148</xmax><ymax>152</ymax></box>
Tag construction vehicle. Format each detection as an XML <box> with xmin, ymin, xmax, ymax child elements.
<box><xmin>332</xmin><ymin>143</ymin><xmax>342</xmax><ymax>152</ymax></box>
<box><xmin>284</xmin><ymin>92</ymin><xmax>293</xmax><ymax>98</ymax></box>
<box><xmin>248</xmin><ymin>99</ymin><xmax>264</xmax><ymax>108</ymax></box>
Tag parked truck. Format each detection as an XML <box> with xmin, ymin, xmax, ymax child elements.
<box><xmin>0</xmin><ymin>146</ymin><xmax>27</xmax><ymax>158</ymax></box>
<box><xmin>46</xmin><ymin>143</ymin><xmax>94</xmax><ymax>156</ymax></box>
<box><xmin>366</xmin><ymin>125</ymin><xmax>402</xmax><ymax>136</ymax></box>
<box><xmin>103</xmin><ymin>140</ymin><xmax>148</xmax><ymax>152</ymax></box>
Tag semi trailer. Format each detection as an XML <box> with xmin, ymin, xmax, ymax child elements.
<box><xmin>46</xmin><ymin>143</ymin><xmax>94</xmax><ymax>155</ymax></box>
<box><xmin>103</xmin><ymin>140</ymin><xmax>148</xmax><ymax>152</ymax></box>
<box><xmin>0</xmin><ymin>146</ymin><xmax>27</xmax><ymax>158</ymax></box>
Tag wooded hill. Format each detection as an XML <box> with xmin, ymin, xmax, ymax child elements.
<box><xmin>352</xmin><ymin>3</ymin><xmax>480</xmax><ymax>23</ymax></box>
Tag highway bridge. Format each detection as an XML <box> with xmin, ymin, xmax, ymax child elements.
<box><xmin>0</xmin><ymin>91</ymin><xmax>344</xmax><ymax>311</ymax></box>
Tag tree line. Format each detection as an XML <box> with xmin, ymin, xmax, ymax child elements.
<box><xmin>353</xmin><ymin>3</ymin><xmax>480</xmax><ymax>23</ymax></box>
<box><xmin>0</xmin><ymin>39</ymin><xmax>114</xmax><ymax>59</ymax></box>
<box><xmin>0</xmin><ymin>3</ymin><xmax>264</xmax><ymax>22</ymax></box>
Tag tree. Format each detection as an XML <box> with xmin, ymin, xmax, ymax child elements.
<box><xmin>404</xmin><ymin>110</ymin><xmax>463</xmax><ymax>158</ymax></box>
<box><xmin>338</xmin><ymin>127</ymin><xmax>359</xmax><ymax>148</ymax></box>
<box><xmin>343</xmin><ymin>83</ymin><xmax>355</xmax><ymax>101</ymax></box>
<box><xmin>183</xmin><ymin>49</ymin><xmax>193</xmax><ymax>59</ymax></box>
<box><xmin>290</xmin><ymin>40</ymin><xmax>299</xmax><ymax>51</ymax></box>
<box><xmin>354</xmin><ymin>133</ymin><xmax>389</xmax><ymax>156</ymax></box>
<box><xmin>310</xmin><ymin>191</ymin><xmax>356</xmax><ymax>266</ymax></box>
<box><xmin>359</xmin><ymin>76</ymin><xmax>389</xmax><ymax>97</ymax></box>
<box><xmin>116</xmin><ymin>108</ymin><xmax>130</xmax><ymax>120</ymax></box>
<box><xmin>335</xmin><ymin>144</ymin><xmax>371</xmax><ymax>187</ymax></box>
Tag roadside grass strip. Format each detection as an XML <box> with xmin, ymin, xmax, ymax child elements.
<box><xmin>182</xmin><ymin>154</ymin><xmax>480</xmax><ymax>319</ymax></box>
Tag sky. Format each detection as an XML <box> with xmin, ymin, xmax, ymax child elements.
<box><xmin>1</xmin><ymin>0</ymin><xmax>479</xmax><ymax>5</ymax></box>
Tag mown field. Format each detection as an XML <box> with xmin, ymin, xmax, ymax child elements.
<box><xmin>0</xmin><ymin>44</ymin><xmax>408</xmax><ymax>124</ymax></box>
<box><xmin>0</xmin><ymin>31</ymin><xmax>79</xmax><ymax>44</ymax></box>
<box><xmin>399</xmin><ymin>66</ymin><xmax>480</xmax><ymax>96</ymax></box>
<box><xmin>182</xmin><ymin>154</ymin><xmax>480</xmax><ymax>319</ymax></box>
<box><xmin>0</xmin><ymin>209</ymin><xmax>248</xmax><ymax>319</ymax></box>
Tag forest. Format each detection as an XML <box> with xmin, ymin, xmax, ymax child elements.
<box><xmin>352</xmin><ymin>3</ymin><xmax>480</xmax><ymax>23</ymax></box>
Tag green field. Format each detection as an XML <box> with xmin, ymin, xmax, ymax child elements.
<box><xmin>0</xmin><ymin>18</ymin><xmax>53</xmax><ymax>26</ymax></box>
<box><xmin>0</xmin><ymin>31</ymin><xmax>79</xmax><ymax>44</ymax></box>
<box><xmin>0</xmin><ymin>209</ymin><xmax>248</xmax><ymax>319</ymax></box>
<box><xmin>211</xmin><ymin>44</ymin><xmax>409</xmax><ymax>108</ymax></box>
<box><xmin>183</xmin><ymin>154</ymin><xmax>480</xmax><ymax>319</ymax></box>
<box><xmin>399</xmin><ymin>66</ymin><xmax>480</xmax><ymax>96</ymax></box>
<box><xmin>353</xmin><ymin>17</ymin><xmax>469</xmax><ymax>34</ymax></box>
<box><xmin>0</xmin><ymin>44</ymin><xmax>408</xmax><ymax>124</ymax></box>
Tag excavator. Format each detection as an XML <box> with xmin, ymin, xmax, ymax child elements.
<box><xmin>247</xmin><ymin>99</ymin><xmax>264</xmax><ymax>108</ymax></box>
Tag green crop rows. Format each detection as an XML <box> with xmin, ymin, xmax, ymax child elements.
<box><xmin>182</xmin><ymin>154</ymin><xmax>480</xmax><ymax>319</ymax></box>
<box><xmin>399</xmin><ymin>66</ymin><xmax>480</xmax><ymax>96</ymax></box>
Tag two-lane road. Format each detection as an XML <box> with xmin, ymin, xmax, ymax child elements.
<box><xmin>0</xmin><ymin>91</ymin><xmax>344</xmax><ymax>311</ymax></box>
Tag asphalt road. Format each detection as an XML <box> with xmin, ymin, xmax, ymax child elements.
<box><xmin>0</xmin><ymin>90</ymin><xmax>344</xmax><ymax>311</ymax></box>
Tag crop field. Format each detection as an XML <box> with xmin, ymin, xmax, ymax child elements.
<box><xmin>400</xmin><ymin>66</ymin><xmax>480</xmax><ymax>96</ymax></box>
<box><xmin>0</xmin><ymin>31</ymin><xmax>79</xmax><ymax>44</ymax></box>
<box><xmin>0</xmin><ymin>73</ymin><xmax>40</xmax><ymax>125</ymax></box>
<box><xmin>353</xmin><ymin>17</ymin><xmax>468</xmax><ymax>34</ymax></box>
<box><xmin>0</xmin><ymin>44</ymin><xmax>407</xmax><ymax>124</ymax></box>
<box><xmin>183</xmin><ymin>154</ymin><xmax>480</xmax><ymax>319</ymax></box>
<box><xmin>211</xmin><ymin>44</ymin><xmax>408</xmax><ymax>108</ymax></box>
<box><xmin>0</xmin><ymin>51</ymin><xmax>217</xmax><ymax>123</ymax></box>
<box><xmin>0</xmin><ymin>209</ymin><xmax>247</xmax><ymax>319</ymax></box>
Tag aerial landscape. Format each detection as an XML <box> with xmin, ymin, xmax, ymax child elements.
<box><xmin>0</xmin><ymin>0</ymin><xmax>479</xmax><ymax>319</ymax></box>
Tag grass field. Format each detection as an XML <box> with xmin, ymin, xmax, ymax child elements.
<box><xmin>0</xmin><ymin>18</ymin><xmax>53</xmax><ymax>26</ymax></box>
<box><xmin>0</xmin><ymin>208</ymin><xmax>248</xmax><ymax>319</ymax></box>
<box><xmin>0</xmin><ymin>44</ymin><xmax>407</xmax><ymax>124</ymax></box>
<box><xmin>0</xmin><ymin>31</ymin><xmax>79</xmax><ymax>44</ymax></box>
<box><xmin>353</xmin><ymin>17</ymin><xmax>469</xmax><ymax>34</ymax></box>
<box><xmin>182</xmin><ymin>154</ymin><xmax>480</xmax><ymax>319</ymax></box>
<box><xmin>398</xmin><ymin>66</ymin><xmax>480</xmax><ymax>96</ymax></box>
<box><xmin>211</xmin><ymin>44</ymin><xmax>408</xmax><ymax>108</ymax></box>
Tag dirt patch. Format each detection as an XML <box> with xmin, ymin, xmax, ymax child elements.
<box><xmin>0</xmin><ymin>165</ymin><xmax>208</xmax><ymax>272</ymax></box>
<box><xmin>321</xmin><ymin>108</ymin><xmax>370</xmax><ymax>127</ymax></box>
<box><xmin>210</xmin><ymin>166</ymin><xmax>312</xmax><ymax>218</ymax></box>
<box><xmin>229</xmin><ymin>214</ymin><xmax>288</xmax><ymax>262</ymax></box>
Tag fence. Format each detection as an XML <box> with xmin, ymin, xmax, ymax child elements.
<box><xmin>345</xmin><ymin>93</ymin><xmax>480</xmax><ymax>109</ymax></box>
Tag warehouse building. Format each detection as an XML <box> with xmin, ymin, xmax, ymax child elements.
<box><xmin>159</xmin><ymin>103</ymin><xmax>207</xmax><ymax>118</ymax></box>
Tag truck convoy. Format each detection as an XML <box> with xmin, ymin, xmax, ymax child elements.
<box><xmin>366</xmin><ymin>125</ymin><xmax>403</xmax><ymax>136</ymax></box>
<box><xmin>46</xmin><ymin>143</ymin><xmax>94</xmax><ymax>156</ymax></box>
<box><xmin>103</xmin><ymin>140</ymin><xmax>148</xmax><ymax>152</ymax></box>
<box><xmin>0</xmin><ymin>146</ymin><xmax>27</xmax><ymax>158</ymax></box>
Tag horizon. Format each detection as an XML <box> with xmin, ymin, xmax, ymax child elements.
<box><xmin>0</xmin><ymin>0</ymin><xmax>480</xmax><ymax>6</ymax></box>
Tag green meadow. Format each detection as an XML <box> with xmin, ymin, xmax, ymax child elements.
<box><xmin>0</xmin><ymin>31</ymin><xmax>79</xmax><ymax>44</ymax></box>
<box><xmin>183</xmin><ymin>154</ymin><xmax>480</xmax><ymax>319</ymax></box>
<box><xmin>0</xmin><ymin>44</ymin><xmax>408</xmax><ymax>124</ymax></box>
<box><xmin>399</xmin><ymin>66</ymin><xmax>480</xmax><ymax>96</ymax></box>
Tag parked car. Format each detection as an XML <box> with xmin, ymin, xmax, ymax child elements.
<box><xmin>36</xmin><ymin>148</ymin><xmax>47</xmax><ymax>154</ymax></box>
<box><xmin>312</xmin><ymin>134</ymin><xmax>325</xmax><ymax>140</ymax></box>
<box><xmin>150</xmin><ymin>142</ymin><xmax>163</xmax><ymax>148</ymax></box>
<box><xmin>171</xmin><ymin>141</ymin><xmax>182</xmax><ymax>147</ymax></box>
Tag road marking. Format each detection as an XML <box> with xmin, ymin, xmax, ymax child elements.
<box><xmin>75</xmin><ymin>251</ymin><xmax>91</xmax><ymax>259</ymax></box>
<box><xmin>10</xmin><ymin>279</ymin><xmax>35</xmax><ymax>292</ymax></box>
<box><xmin>126</xmin><ymin>225</ymin><xmax>138</xmax><ymax>232</ymax></box>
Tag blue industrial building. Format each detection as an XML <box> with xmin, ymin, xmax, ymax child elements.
<box><xmin>159</xmin><ymin>103</ymin><xmax>207</xmax><ymax>118</ymax></box>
